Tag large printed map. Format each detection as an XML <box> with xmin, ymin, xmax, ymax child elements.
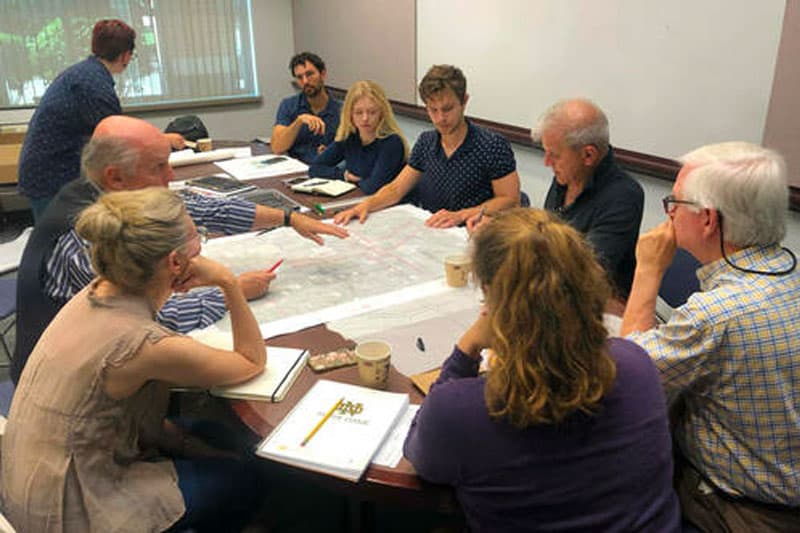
<box><xmin>194</xmin><ymin>205</ymin><xmax>472</xmax><ymax>339</ymax></box>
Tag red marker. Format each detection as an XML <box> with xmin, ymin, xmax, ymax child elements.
<box><xmin>268</xmin><ymin>258</ymin><xmax>284</xmax><ymax>273</ymax></box>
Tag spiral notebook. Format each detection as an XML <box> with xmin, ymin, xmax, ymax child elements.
<box><xmin>209</xmin><ymin>347</ymin><xmax>309</xmax><ymax>402</ymax></box>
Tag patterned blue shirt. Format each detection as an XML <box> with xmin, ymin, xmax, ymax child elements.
<box><xmin>407</xmin><ymin>120</ymin><xmax>516</xmax><ymax>213</ymax></box>
<box><xmin>19</xmin><ymin>56</ymin><xmax>121</xmax><ymax>199</ymax></box>
<box><xmin>44</xmin><ymin>191</ymin><xmax>256</xmax><ymax>333</ymax></box>
<box><xmin>627</xmin><ymin>245</ymin><xmax>800</xmax><ymax>506</ymax></box>
<box><xmin>274</xmin><ymin>91</ymin><xmax>341</xmax><ymax>164</ymax></box>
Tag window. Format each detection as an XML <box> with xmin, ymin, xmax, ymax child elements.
<box><xmin>0</xmin><ymin>0</ymin><xmax>258</xmax><ymax>108</ymax></box>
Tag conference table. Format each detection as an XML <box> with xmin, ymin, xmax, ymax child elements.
<box><xmin>172</xmin><ymin>142</ymin><xmax>464</xmax><ymax>528</ymax></box>
<box><xmin>173</xmin><ymin>141</ymin><xmax>627</xmax><ymax>530</ymax></box>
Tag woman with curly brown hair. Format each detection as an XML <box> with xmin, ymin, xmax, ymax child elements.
<box><xmin>404</xmin><ymin>208</ymin><xmax>679</xmax><ymax>532</ymax></box>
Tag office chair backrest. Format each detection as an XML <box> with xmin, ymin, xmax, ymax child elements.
<box><xmin>658</xmin><ymin>248</ymin><xmax>701</xmax><ymax>308</ymax></box>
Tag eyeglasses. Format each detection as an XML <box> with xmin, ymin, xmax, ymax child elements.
<box><xmin>195</xmin><ymin>226</ymin><xmax>208</xmax><ymax>244</ymax></box>
<box><xmin>662</xmin><ymin>194</ymin><xmax>699</xmax><ymax>214</ymax></box>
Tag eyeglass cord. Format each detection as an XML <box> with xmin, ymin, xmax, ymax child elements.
<box><xmin>718</xmin><ymin>211</ymin><xmax>797</xmax><ymax>276</ymax></box>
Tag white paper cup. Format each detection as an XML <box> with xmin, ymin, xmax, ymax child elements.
<box><xmin>355</xmin><ymin>340</ymin><xmax>391</xmax><ymax>389</ymax></box>
<box><xmin>197</xmin><ymin>137</ymin><xmax>213</xmax><ymax>152</ymax></box>
<box><xmin>444</xmin><ymin>254</ymin><xmax>471</xmax><ymax>287</ymax></box>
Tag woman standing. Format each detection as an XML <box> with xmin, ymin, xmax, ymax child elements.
<box><xmin>310</xmin><ymin>80</ymin><xmax>408</xmax><ymax>194</ymax></box>
<box><xmin>404</xmin><ymin>209</ymin><xmax>680</xmax><ymax>532</ymax></box>
<box><xmin>2</xmin><ymin>188</ymin><xmax>265</xmax><ymax>532</ymax></box>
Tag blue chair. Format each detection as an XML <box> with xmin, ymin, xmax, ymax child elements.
<box><xmin>659</xmin><ymin>248</ymin><xmax>701</xmax><ymax>308</ymax></box>
<box><xmin>0</xmin><ymin>278</ymin><xmax>16</xmax><ymax>365</ymax></box>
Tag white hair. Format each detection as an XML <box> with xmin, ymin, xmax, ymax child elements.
<box><xmin>80</xmin><ymin>136</ymin><xmax>140</xmax><ymax>185</ymax></box>
<box><xmin>531</xmin><ymin>98</ymin><xmax>610</xmax><ymax>155</ymax></box>
<box><xmin>680</xmin><ymin>141</ymin><xmax>788</xmax><ymax>246</ymax></box>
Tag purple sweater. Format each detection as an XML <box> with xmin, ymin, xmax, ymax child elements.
<box><xmin>403</xmin><ymin>338</ymin><xmax>680</xmax><ymax>532</ymax></box>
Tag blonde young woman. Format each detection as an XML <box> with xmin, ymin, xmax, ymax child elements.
<box><xmin>2</xmin><ymin>188</ymin><xmax>266</xmax><ymax>532</ymax></box>
<box><xmin>309</xmin><ymin>80</ymin><xmax>408</xmax><ymax>194</ymax></box>
<box><xmin>404</xmin><ymin>209</ymin><xmax>680</xmax><ymax>532</ymax></box>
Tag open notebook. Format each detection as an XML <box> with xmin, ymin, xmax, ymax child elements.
<box><xmin>257</xmin><ymin>379</ymin><xmax>409</xmax><ymax>481</ymax></box>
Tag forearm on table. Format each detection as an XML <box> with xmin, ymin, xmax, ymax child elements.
<box><xmin>270</xmin><ymin>122</ymin><xmax>302</xmax><ymax>154</ymax></box>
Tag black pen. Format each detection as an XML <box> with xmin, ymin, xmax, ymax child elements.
<box><xmin>416</xmin><ymin>337</ymin><xmax>426</xmax><ymax>352</ymax></box>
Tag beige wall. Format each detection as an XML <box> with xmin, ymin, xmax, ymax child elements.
<box><xmin>292</xmin><ymin>0</ymin><xmax>416</xmax><ymax>102</ymax></box>
<box><xmin>764</xmin><ymin>0</ymin><xmax>800</xmax><ymax>187</ymax></box>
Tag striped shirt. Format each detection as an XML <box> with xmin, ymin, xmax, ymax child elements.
<box><xmin>627</xmin><ymin>245</ymin><xmax>800</xmax><ymax>506</ymax></box>
<box><xmin>44</xmin><ymin>192</ymin><xmax>256</xmax><ymax>333</ymax></box>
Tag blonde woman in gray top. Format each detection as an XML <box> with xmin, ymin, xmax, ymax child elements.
<box><xmin>2</xmin><ymin>188</ymin><xmax>266</xmax><ymax>532</ymax></box>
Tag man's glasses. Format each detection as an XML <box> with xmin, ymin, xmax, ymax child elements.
<box><xmin>662</xmin><ymin>195</ymin><xmax>698</xmax><ymax>214</ymax></box>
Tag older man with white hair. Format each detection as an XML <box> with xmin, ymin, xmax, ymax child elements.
<box><xmin>13</xmin><ymin>115</ymin><xmax>348</xmax><ymax>385</ymax></box>
<box><xmin>532</xmin><ymin>98</ymin><xmax>644</xmax><ymax>296</ymax></box>
<box><xmin>621</xmin><ymin>142</ymin><xmax>799</xmax><ymax>530</ymax></box>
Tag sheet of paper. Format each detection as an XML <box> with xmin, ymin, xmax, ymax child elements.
<box><xmin>0</xmin><ymin>226</ymin><xmax>32</xmax><ymax>274</ymax></box>
<box><xmin>372</xmin><ymin>404</ymin><xmax>420</xmax><ymax>468</ymax></box>
<box><xmin>193</xmin><ymin>205</ymin><xmax>471</xmax><ymax>338</ymax></box>
<box><xmin>215</xmin><ymin>154</ymin><xmax>309</xmax><ymax>181</ymax></box>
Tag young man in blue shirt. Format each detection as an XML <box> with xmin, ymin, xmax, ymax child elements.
<box><xmin>271</xmin><ymin>52</ymin><xmax>341</xmax><ymax>163</ymax></box>
<box><xmin>334</xmin><ymin>65</ymin><xmax>520</xmax><ymax>229</ymax></box>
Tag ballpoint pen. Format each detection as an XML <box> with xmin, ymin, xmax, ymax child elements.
<box><xmin>475</xmin><ymin>206</ymin><xmax>486</xmax><ymax>226</ymax></box>
<box><xmin>268</xmin><ymin>258</ymin><xmax>284</xmax><ymax>273</ymax></box>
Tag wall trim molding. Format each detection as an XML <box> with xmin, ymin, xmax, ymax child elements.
<box><xmin>329</xmin><ymin>86</ymin><xmax>799</xmax><ymax>212</ymax></box>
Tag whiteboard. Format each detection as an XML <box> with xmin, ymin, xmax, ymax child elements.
<box><xmin>417</xmin><ymin>0</ymin><xmax>785</xmax><ymax>159</ymax></box>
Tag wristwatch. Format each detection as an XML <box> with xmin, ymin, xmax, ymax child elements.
<box><xmin>283</xmin><ymin>207</ymin><xmax>293</xmax><ymax>227</ymax></box>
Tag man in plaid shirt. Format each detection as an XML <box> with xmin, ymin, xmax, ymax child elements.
<box><xmin>621</xmin><ymin>142</ymin><xmax>799</xmax><ymax>531</ymax></box>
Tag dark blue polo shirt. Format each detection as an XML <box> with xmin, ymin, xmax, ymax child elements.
<box><xmin>274</xmin><ymin>91</ymin><xmax>341</xmax><ymax>164</ymax></box>
<box><xmin>544</xmin><ymin>149</ymin><xmax>644</xmax><ymax>296</ymax></box>
<box><xmin>18</xmin><ymin>56</ymin><xmax>121</xmax><ymax>200</ymax></box>
<box><xmin>407</xmin><ymin>120</ymin><xmax>516</xmax><ymax>213</ymax></box>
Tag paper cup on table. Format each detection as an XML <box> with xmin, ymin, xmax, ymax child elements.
<box><xmin>197</xmin><ymin>138</ymin><xmax>213</xmax><ymax>152</ymax></box>
<box><xmin>355</xmin><ymin>341</ymin><xmax>391</xmax><ymax>389</ymax></box>
<box><xmin>444</xmin><ymin>254</ymin><xmax>471</xmax><ymax>287</ymax></box>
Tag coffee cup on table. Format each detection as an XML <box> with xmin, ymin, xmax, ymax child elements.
<box><xmin>444</xmin><ymin>254</ymin><xmax>471</xmax><ymax>287</ymax></box>
<box><xmin>197</xmin><ymin>138</ymin><xmax>213</xmax><ymax>152</ymax></box>
<box><xmin>355</xmin><ymin>340</ymin><xmax>391</xmax><ymax>389</ymax></box>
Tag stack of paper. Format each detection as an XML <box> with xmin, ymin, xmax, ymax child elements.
<box><xmin>186</xmin><ymin>173</ymin><xmax>257</xmax><ymax>198</ymax></box>
<box><xmin>216</xmin><ymin>155</ymin><xmax>309</xmax><ymax>181</ymax></box>
<box><xmin>257</xmin><ymin>380</ymin><xmax>409</xmax><ymax>481</ymax></box>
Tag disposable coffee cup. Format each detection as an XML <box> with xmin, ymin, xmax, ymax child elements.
<box><xmin>197</xmin><ymin>138</ymin><xmax>213</xmax><ymax>152</ymax></box>
<box><xmin>444</xmin><ymin>254</ymin><xmax>471</xmax><ymax>287</ymax></box>
<box><xmin>355</xmin><ymin>340</ymin><xmax>391</xmax><ymax>389</ymax></box>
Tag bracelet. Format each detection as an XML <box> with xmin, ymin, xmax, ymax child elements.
<box><xmin>283</xmin><ymin>207</ymin><xmax>293</xmax><ymax>227</ymax></box>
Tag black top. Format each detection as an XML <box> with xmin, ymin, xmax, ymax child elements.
<box><xmin>544</xmin><ymin>149</ymin><xmax>644</xmax><ymax>296</ymax></box>
<box><xmin>12</xmin><ymin>178</ymin><xmax>100</xmax><ymax>384</ymax></box>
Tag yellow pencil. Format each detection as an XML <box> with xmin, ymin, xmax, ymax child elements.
<box><xmin>300</xmin><ymin>396</ymin><xmax>344</xmax><ymax>447</ymax></box>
